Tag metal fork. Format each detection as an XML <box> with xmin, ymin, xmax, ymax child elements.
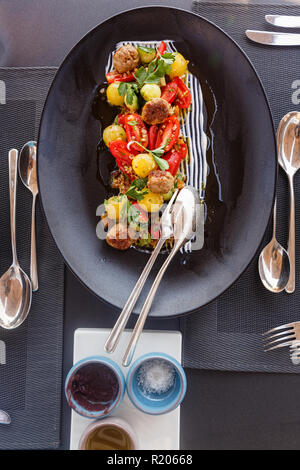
<box><xmin>263</xmin><ymin>321</ymin><xmax>300</xmax><ymax>352</ymax></box>
<box><xmin>290</xmin><ymin>340</ymin><xmax>300</xmax><ymax>362</ymax></box>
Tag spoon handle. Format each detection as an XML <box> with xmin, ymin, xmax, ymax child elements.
<box><xmin>9</xmin><ymin>149</ymin><xmax>19</xmax><ymax>265</ymax></box>
<box><xmin>30</xmin><ymin>194</ymin><xmax>38</xmax><ymax>292</ymax></box>
<box><xmin>104</xmin><ymin>236</ymin><xmax>165</xmax><ymax>353</ymax></box>
<box><xmin>286</xmin><ymin>174</ymin><xmax>295</xmax><ymax>293</ymax></box>
<box><xmin>122</xmin><ymin>242</ymin><xmax>180</xmax><ymax>367</ymax></box>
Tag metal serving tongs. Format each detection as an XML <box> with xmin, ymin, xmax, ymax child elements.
<box><xmin>104</xmin><ymin>189</ymin><xmax>179</xmax><ymax>354</ymax></box>
<box><xmin>122</xmin><ymin>186</ymin><xmax>203</xmax><ymax>366</ymax></box>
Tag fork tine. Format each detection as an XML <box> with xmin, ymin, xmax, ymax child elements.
<box><xmin>265</xmin><ymin>340</ymin><xmax>294</xmax><ymax>352</ymax></box>
<box><xmin>264</xmin><ymin>334</ymin><xmax>296</xmax><ymax>348</ymax></box>
<box><xmin>263</xmin><ymin>329</ymin><xmax>295</xmax><ymax>342</ymax></box>
<box><xmin>263</xmin><ymin>322</ymin><xmax>295</xmax><ymax>336</ymax></box>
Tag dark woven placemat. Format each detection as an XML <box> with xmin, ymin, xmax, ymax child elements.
<box><xmin>0</xmin><ymin>67</ymin><xmax>65</xmax><ymax>448</ymax></box>
<box><xmin>181</xmin><ymin>1</ymin><xmax>300</xmax><ymax>373</ymax></box>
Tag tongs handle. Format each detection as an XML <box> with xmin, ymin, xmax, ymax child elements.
<box><xmin>104</xmin><ymin>237</ymin><xmax>164</xmax><ymax>353</ymax></box>
<box><xmin>104</xmin><ymin>190</ymin><xmax>178</xmax><ymax>353</ymax></box>
<box><xmin>122</xmin><ymin>241</ymin><xmax>181</xmax><ymax>367</ymax></box>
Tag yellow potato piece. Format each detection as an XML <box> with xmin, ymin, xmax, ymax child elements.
<box><xmin>103</xmin><ymin>125</ymin><xmax>126</xmax><ymax>147</ymax></box>
<box><xmin>105</xmin><ymin>195</ymin><xmax>127</xmax><ymax>221</ymax></box>
<box><xmin>139</xmin><ymin>192</ymin><xmax>164</xmax><ymax>213</ymax></box>
<box><xmin>132</xmin><ymin>153</ymin><xmax>156</xmax><ymax>178</ymax></box>
<box><xmin>106</xmin><ymin>82</ymin><xmax>125</xmax><ymax>106</ymax></box>
<box><xmin>168</xmin><ymin>52</ymin><xmax>188</xmax><ymax>79</ymax></box>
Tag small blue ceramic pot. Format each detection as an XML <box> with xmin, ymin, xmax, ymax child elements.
<box><xmin>65</xmin><ymin>356</ymin><xmax>125</xmax><ymax>419</ymax></box>
<box><xmin>126</xmin><ymin>352</ymin><xmax>187</xmax><ymax>415</ymax></box>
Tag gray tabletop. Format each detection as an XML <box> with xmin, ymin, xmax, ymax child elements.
<box><xmin>1</xmin><ymin>0</ymin><xmax>300</xmax><ymax>450</ymax></box>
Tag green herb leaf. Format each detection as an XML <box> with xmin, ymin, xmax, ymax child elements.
<box><xmin>126</xmin><ymin>186</ymin><xmax>149</xmax><ymax>201</ymax></box>
<box><xmin>126</xmin><ymin>87</ymin><xmax>134</xmax><ymax>105</ymax></box>
<box><xmin>134</xmin><ymin>66</ymin><xmax>148</xmax><ymax>87</ymax></box>
<box><xmin>127</xmin><ymin>203</ymin><xmax>141</xmax><ymax>225</ymax></box>
<box><xmin>138</xmin><ymin>45</ymin><xmax>155</xmax><ymax>54</ymax></box>
<box><xmin>151</xmin><ymin>144</ymin><xmax>166</xmax><ymax>159</ymax></box>
<box><xmin>132</xmin><ymin>178</ymin><xmax>148</xmax><ymax>190</ymax></box>
<box><xmin>127</xmin><ymin>120</ymin><xmax>138</xmax><ymax>127</ymax></box>
<box><xmin>152</xmin><ymin>155</ymin><xmax>169</xmax><ymax>171</ymax></box>
<box><xmin>128</xmin><ymin>141</ymin><xmax>170</xmax><ymax>172</ymax></box>
<box><xmin>118</xmin><ymin>82</ymin><xmax>127</xmax><ymax>96</ymax></box>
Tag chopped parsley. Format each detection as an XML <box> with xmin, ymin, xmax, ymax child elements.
<box><xmin>126</xmin><ymin>178</ymin><xmax>148</xmax><ymax>200</ymax></box>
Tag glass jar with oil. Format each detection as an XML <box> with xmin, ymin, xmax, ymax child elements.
<box><xmin>79</xmin><ymin>417</ymin><xmax>138</xmax><ymax>450</ymax></box>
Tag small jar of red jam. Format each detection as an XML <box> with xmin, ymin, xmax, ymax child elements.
<box><xmin>65</xmin><ymin>356</ymin><xmax>125</xmax><ymax>418</ymax></box>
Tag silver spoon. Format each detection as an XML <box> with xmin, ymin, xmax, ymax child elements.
<box><xmin>258</xmin><ymin>200</ymin><xmax>290</xmax><ymax>292</ymax></box>
<box><xmin>277</xmin><ymin>111</ymin><xmax>300</xmax><ymax>293</ymax></box>
<box><xmin>0</xmin><ymin>410</ymin><xmax>11</xmax><ymax>425</ymax></box>
<box><xmin>122</xmin><ymin>186</ymin><xmax>204</xmax><ymax>366</ymax></box>
<box><xmin>0</xmin><ymin>149</ymin><xmax>32</xmax><ymax>329</ymax></box>
<box><xmin>18</xmin><ymin>141</ymin><xmax>38</xmax><ymax>292</ymax></box>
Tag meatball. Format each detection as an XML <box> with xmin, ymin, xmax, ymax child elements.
<box><xmin>106</xmin><ymin>223</ymin><xmax>133</xmax><ymax>250</ymax></box>
<box><xmin>147</xmin><ymin>170</ymin><xmax>175</xmax><ymax>194</ymax></box>
<box><xmin>113</xmin><ymin>44</ymin><xmax>139</xmax><ymax>74</ymax></box>
<box><xmin>141</xmin><ymin>98</ymin><xmax>171</xmax><ymax>125</ymax></box>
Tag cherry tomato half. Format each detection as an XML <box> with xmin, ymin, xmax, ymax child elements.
<box><xmin>106</xmin><ymin>71</ymin><xmax>135</xmax><ymax>83</ymax></box>
<box><xmin>124</xmin><ymin>114</ymin><xmax>148</xmax><ymax>153</ymax></box>
<box><xmin>109</xmin><ymin>140</ymin><xmax>135</xmax><ymax>180</ymax></box>
<box><xmin>161</xmin><ymin>80</ymin><xmax>178</xmax><ymax>104</ymax></box>
<box><xmin>148</xmin><ymin>125</ymin><xmax>159</xmax><ymax>150</ymax></box>
<box><xmin>163</xmin><ymin>142</ymin><xmax>187</xmax><ymax>176</ymax></box>
<box><xmin>155</xmin><ymin>116</ymin><xmax>180</xmax><ymax>153</ymax></box>
<box><xmin>116</xmin><ymin>113</ymin><xmax>126</xmax><ymax>127</ymax></box>
<box><xmin>173</xmin><ymin>77</ymin><xmax>191</xmax><ymax>109</ymax></box>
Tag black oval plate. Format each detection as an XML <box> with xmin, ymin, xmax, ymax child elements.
<box><xmin>38</xmin><ymin>7</ymin><xmax>276</xmax><ymax>317</ymax></box>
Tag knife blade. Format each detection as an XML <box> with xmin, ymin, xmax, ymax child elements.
<box><xmin>265</xmin><ymin>15</ymin><xmax>300</xmax><ymax>29</ymax></box>
<box><xmin>246</xmin><ymin>30</ymin><xmax>300</xmax><ymax>46</ymax></box>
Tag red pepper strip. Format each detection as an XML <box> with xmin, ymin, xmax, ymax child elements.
<box><xmin>161</xmin><ymin>80</ymin><xmax>178</xmax><ymax>104</ymax></box>
<box><xmin>148</xmin><ymin>125</ymin><xmax>159</xmax><ymax>150</ymax></box>
<box><xmin>124</xmin><ymin>114</ymin><xmax>148</xmax><ymax>154</ymax></box>
<box><xmin>163</xmin><ymin>142</ymin><xmax>188</xmax><ymax>176</ymax></box>
<box><xmin>106</xmin><ymin>71</ymin><xmax>135</xmax><ymax>83</ymax></box>
<box><xmin>172</xmin><ymin>77</ymin><xmax>191</xmax><ymax>109</ymax></box>
<box><xmin>157</xmin><ymin>41</ymin><xmax>167</xmax><ymax>56</ymax></box>
<box><xmin>155</xmin><ymin>115</ymin><xmax>180</xmax><ymax>153</ymax></box>
<box><xmin>109</xmin><ymin>140</ymin><xmax>135</xmax><ymax>180</ymax></box>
